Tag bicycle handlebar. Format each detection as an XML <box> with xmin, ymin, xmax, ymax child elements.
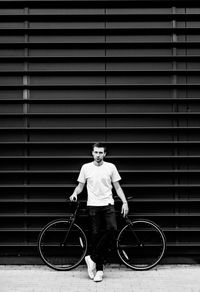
<box><xmin>127</xmin><ymin>195</ymin><xmax>134</xmax><ymax>201</ymax></box>
<box><xmin>67</xmin><ymin>195</ymin><xmax>134</xmax><ymax>205</ymax></box>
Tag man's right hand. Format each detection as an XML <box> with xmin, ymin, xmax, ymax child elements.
<box><xmin>69</xmin><ymin>193</ymin><xmax>77</xmax><ymax>202</ymax></box>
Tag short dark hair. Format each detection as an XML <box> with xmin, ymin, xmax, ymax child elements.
<box><xmin>92</xmin><ymin>142</ymin><xmax>107</xmax><ymax>152</ymax></box>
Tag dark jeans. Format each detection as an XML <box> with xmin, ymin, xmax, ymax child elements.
<box><xmin>87</xmin><ymin>204</ymin><xmax>117</xmax><ymax>271</ymax></box>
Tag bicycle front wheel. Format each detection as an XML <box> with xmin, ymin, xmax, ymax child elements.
<box><xmin>38</xmin><ymin>219</ymin><xmax>87</xmax><ymax>271</ymax></box>
<box><xmin>117</xmin><ymin>219</ymin><xmax>166</xmax><ymax>271</ymax></box>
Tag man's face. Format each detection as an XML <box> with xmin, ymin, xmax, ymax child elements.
<box><xmin>92</xmin><ymin>147</ymin><xmax>106</xmax><ymax>164</ymax></box>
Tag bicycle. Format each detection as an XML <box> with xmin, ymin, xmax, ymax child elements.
<box><xmin>38</xmin><ymin>199</ymin><xmax>166</xmax><ymax>271</ymax></box>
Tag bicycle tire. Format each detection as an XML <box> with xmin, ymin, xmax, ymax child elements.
<box><xmin>117</xmin><ymin>219</ymin><xmax>166</xmax><ymax>271</ymax></box>
<box><xmin>38</xmin><ymin>219</ymin><xmax>87</xmax><ymax>271</ymax></box>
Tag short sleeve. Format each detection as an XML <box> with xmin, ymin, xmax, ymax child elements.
<box><xmin>77</xmin><ymin>165</ymin><xmax>86</xmax><ymax>184</ymax></box>
<box><xmin>111</xmin><ymin>164</ymin><xmax>121</xmax><ymax>182</ymax></box>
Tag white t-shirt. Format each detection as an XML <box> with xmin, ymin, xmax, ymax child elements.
<box><xmin>77</xmin><ymin>161</ymin><xmax>121</xmax><ymax>206</ymax></box>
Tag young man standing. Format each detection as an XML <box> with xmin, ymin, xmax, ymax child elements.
<box><xmin>69</xmin><ymin>142</ymin><xmax>129</xmax><ymax>282</ymax></box>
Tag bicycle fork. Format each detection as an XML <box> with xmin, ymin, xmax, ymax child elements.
<box><xmin>61</xmin><ymin>201</ymin><xmax>81</xmax><ymax>247</ymax></box>
<box><xmin>124</xmin><ymin>216</ymin><xmax>144</xmax><ymax>247</ymax></box>
<box><xmin>60</xmin><ymin>218</ymin><xmax>75</xmax><ymax>247</ymax></box>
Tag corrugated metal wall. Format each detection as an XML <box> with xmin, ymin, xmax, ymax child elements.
<box><xmin>1</xmin><ymin>0</ymin><xmax>200</xmax><ymax>264</ymax></box>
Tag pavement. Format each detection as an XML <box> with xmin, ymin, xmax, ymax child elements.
<box><xmin>0</xmin><ymin>264</ymin><xmax>200</xmax><ymax>292</ymax></box>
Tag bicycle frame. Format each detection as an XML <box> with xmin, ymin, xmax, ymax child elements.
<box><xmin>68</xmin><ymin>201</ymin><xmax>143</xmax><ymax>248</ymax></box>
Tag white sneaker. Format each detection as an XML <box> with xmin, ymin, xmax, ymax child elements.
<box><xmin>94</xmin><ymin>271</ymin><xmax>104</xmax><ymax>282</ymax></box>
<box><xmin>85</xmin><ymin>255</ymin><xmax>96</xmax><ymax>279</ymax></box>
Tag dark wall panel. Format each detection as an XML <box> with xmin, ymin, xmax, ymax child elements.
<box><xmin>1</xmin><ymin>0</ymin><xmax>200</xmax><ymax>264</ymax></box>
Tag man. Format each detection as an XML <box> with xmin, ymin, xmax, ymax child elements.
<box><xmin>69</xmin><ymin>142</ymin><xmax>129</xmax><ymax>282</ymax></box>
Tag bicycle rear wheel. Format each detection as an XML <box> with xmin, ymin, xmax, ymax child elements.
<box><xmin>117</xmin><ymin>219</ymin><xmax>166</xmax><ymax>270</ymax></box>
<box><xmin>38</xmin><ymin>219</ymin><xmax>87</xmax><ymax>271</ymax></box>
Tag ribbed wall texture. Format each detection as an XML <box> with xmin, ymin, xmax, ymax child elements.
<box><xmin>1</xmin><ymin>0</ymin><xmax>200</xmax><ymax>264</ymax></box>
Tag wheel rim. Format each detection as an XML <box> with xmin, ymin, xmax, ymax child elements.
<box><xmin>117</xmin><ymin>220</ymin><xmax>165</xmax><ymax>270</ymax></box>
<box><xmin>38</xmin><ymin>220</ymin><xmax>87</xmax><ymax>270</ymax></box>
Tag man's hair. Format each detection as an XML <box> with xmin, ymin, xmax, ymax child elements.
<box><xmin>92</xmin><ymin>142</ymin><xmax>107</xmax><ymax>153</ymax></box>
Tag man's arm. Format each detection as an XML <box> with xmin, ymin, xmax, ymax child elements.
<box><xmin>113</xmin><ymin>181</ymin><xmax>129</xmax><ymax>217</ymax></box>
<box><xmin>69</xmin><ymin>182</ymin><xmax>85</xmax><ymax>202</ymax></box>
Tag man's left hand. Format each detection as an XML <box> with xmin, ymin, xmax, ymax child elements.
<box><xmin>121</xmin><ymin>202</ymin><xmax>129</xmax><ymax>217</ymax></box>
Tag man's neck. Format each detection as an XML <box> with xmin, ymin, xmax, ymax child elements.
<box><xmin>93</xmin><ymin>161</ymin><xmax>104</xmax><ymax>166</ymax></box>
